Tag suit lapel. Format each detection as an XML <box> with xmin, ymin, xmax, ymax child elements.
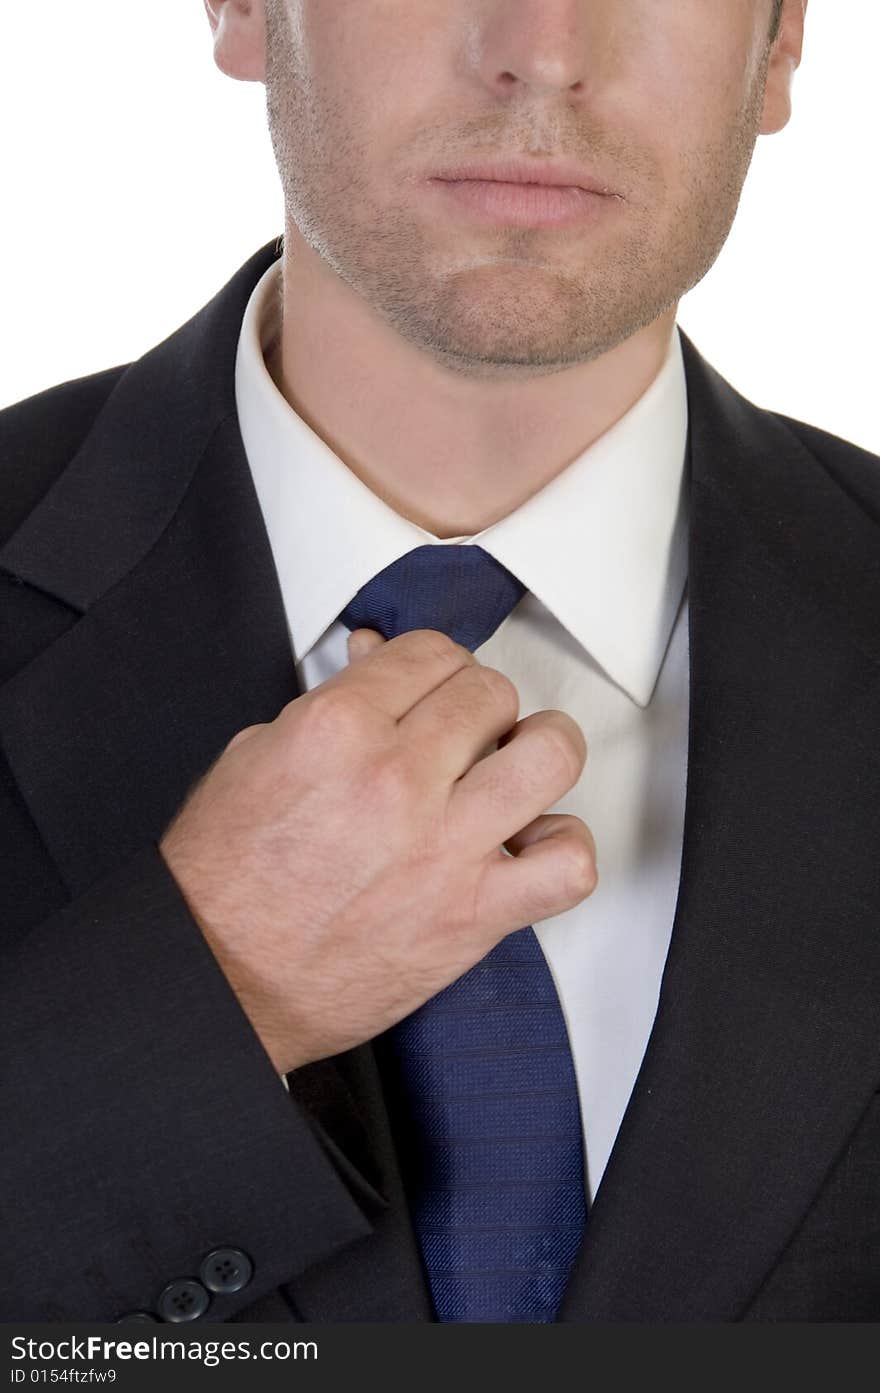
<box><xmin>558</xmin><ymin>336</ymin><xmax>880</xmax><ymax>1319</ymax></box>
<box><xmin>0</xmin><ymin>409</ymin><xmax>296</xmax><ymax>895</ymax></box>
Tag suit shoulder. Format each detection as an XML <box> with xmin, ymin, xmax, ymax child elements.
<box><xmin>0</xmin><ymin>365</ymin><xmax>128</xmax><ymax>546</ymax></box>
<box><xmin>768</xmin><ymin>410</ymin><xmax>880</xmax><ymax>522</ymax></box>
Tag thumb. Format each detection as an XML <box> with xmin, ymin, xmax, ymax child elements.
<box><xmin>346</xmin><ymin>627</ymin><xmax>387</xmax><ymax>663</ymax></box>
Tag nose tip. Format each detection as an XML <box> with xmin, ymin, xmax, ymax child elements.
<box><xmin>473</xmin><ymin>1</ymin><xmax>596</xmax><ymax>101</ymax></box>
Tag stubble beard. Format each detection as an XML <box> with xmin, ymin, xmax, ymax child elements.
<box><xmin>264</xmin><ymin>6</ymin><xmax>772</xmax><ymax>380</ymax></box>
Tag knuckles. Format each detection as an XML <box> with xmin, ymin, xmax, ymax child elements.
<box><xmin>298</xmin><ymin>684</ymin><xmax>378</xmax><ymax>744</ymax></box>
<box><xmin>225</xmin><ymin>722</ymin><xmax>268</xmax><ymax>753</ymax></box>
<box><xmin>533</xmin><ymin>720</ymin><xmax>587</xmax><ymax>789</ymax></box>
<box><xmin>561</xmin><ymin>838</ymin><xmax>599</xmax><ymax>900</ymax></box>
<box><xmin>363</xmin><ymin>749</ymin><xmax>416</xmax><ymax>807</ymax></box>
<box><xmin>472</xmin><ymin>664</ymin><xmax>520</xmax><ymax>721</ymax></box>
<box><xmin>398</xmin><ymin>628</ymin><xmax>472</xmax><ymax>669</ymax></box>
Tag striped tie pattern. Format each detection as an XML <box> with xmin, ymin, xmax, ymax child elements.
<box><xmin>339</xmin><ymin>544</ymin><xmax>587</xmax><ymax>1321</ymax></box>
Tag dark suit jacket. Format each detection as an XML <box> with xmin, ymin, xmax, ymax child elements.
<box><xmin>2</xmin><ymin>238</ymin><xmax>880</xmax><ymax>1322</ymax></box>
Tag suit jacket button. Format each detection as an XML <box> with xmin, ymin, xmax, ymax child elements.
<box><xmin>198</xmin><ymin>1247</ymin><xmax>254</xmax><ymax>1293</ymax></box>
<box><xmin>114</xmin><ymin>1312</ymin><xmax>158</xmax><ymax>1323</ymax></box>
<box><xmin>156</xmin><ymin>1278</ymin><xmax>210</xmax><ymax>1323</ymax></box>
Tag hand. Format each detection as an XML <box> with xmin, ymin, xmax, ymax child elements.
<box><xmin>159</xmin><ymin>627</ymin><xmax>597</xmax><ymax>1075</ymax></box>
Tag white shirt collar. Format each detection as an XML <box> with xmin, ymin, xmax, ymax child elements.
<box><xmin>234</xmin><ymin>258</ymin><xmax>688</xmax><ymax>708</ymax></box>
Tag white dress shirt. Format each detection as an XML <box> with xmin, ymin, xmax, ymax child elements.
<box><xmin>234</xmin><ymin>257</ymin><xmax>690</xmax><ymax>1204</ymax></box>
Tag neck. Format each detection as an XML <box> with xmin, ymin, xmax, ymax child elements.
<box><xmin>269</xmin><ymin>223</ymin><xmax>679</xmax><ymax>540</ymax></box>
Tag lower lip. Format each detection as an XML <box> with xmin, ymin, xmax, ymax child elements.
<box><xmin>429</xmin><ymin>178</ymin><xmax>614</xmax><ymax>228</ymax></box>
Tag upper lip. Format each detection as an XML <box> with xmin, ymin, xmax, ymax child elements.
<box><xmin>431</xmin><ymin>156</ymin><xmax>615</xmax><ymax>195</ymax></box>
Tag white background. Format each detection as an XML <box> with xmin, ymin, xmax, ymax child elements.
<box><xmin>1</xmin><ymin>2</ymin><xmax>877</xmax><ymax>453</ymax></box>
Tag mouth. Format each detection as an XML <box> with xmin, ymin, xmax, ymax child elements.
<box><xmin>430</xmin><ymin>184</ymin><xmax>619</xmax><ymax>232</ymax></box>
<box><xmin>430</xmin><ymin>156</ymin><xmax>618</xmax><ymax>198</ymax></box>
<box><xmin>425</xmin><ymin>156</ymin><xmax>622</xmax><ymax>230</ymax></box>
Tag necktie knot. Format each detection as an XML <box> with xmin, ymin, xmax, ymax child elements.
<box><xmin>339</xmin><ymin>544</ymin><xmax>526</xmax><ymax>651</ymax></box>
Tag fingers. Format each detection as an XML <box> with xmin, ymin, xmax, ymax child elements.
<box><xmin>316</xmin><ymin>625</ymin><xmax>477</xmax><ymax>722</ymax></box>
<box><xmin>478</xmin><ymin>814</ymin><xmax>598</xmax><ymax>933</ymax></box>
<box><xmin>450</xmin><ymin>708</ymin><xmax>587</xmax><ymax>848</ymax></box>
<box><xmin>504</xmin><ymin>812</ymin><xmax>597</xmax><ymax>868</ymax></box>
<box><xmin>398</xmin><ymin>661</ymin><xmax>519</xmax><ymax>782</ymax></box>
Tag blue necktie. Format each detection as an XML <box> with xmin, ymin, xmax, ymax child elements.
<box><xmin>339</xmin><ymin>544</ymin><xmax>587</xmax><ymax>1322</ymax></box>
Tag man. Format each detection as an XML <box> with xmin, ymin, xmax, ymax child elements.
<box><xmin>1</xmin><ymin>0</ymin><xmax>878</xmax><ymax>1324</ymax></box>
